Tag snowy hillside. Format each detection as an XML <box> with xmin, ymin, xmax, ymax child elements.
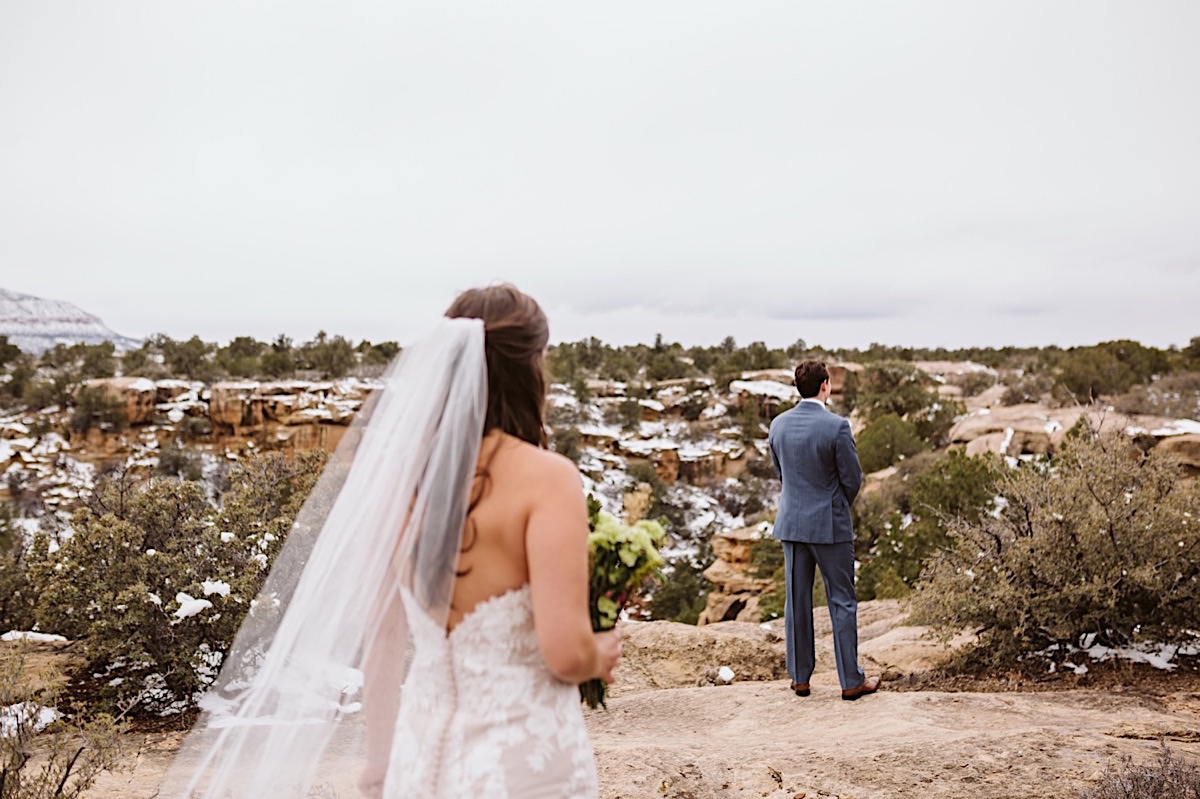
<box><xmin>0</xmin><ymin>288</ymin><xmax>141</xmax><ymax>353</ymax></box>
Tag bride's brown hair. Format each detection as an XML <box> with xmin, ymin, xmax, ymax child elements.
<box><xmin>445</xmin><ymin>283</ymin><xmax>549</xmax><ymax>448</ymax></box>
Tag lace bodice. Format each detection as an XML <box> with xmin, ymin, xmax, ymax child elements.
<box><xmin>384</xmin><ymin>585</ymin><xmax>598</xmax><ymax>799</ymax></box>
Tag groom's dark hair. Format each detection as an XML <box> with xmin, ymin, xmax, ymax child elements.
<box><xmin>794</xmin><ymin>360</ymin><xmax>830</xmax><ymax>398</ymax></box>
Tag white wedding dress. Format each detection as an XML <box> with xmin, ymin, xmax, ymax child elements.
<box><xmin>385</xmin><ymin>585</ymin><xmax>600</xmax><ymax>798</ymax></box>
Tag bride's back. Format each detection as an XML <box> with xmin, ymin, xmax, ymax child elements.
<box><xmin>447</xmin><ymin>430</ymin><xmax>559</xmax><ymax>630</ymax></box>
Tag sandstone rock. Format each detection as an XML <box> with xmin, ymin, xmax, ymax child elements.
<box><xmin>678</xmin><ymin>442</ymin><xmax>747</xmax><ymax>482</ymax></box>
<box><xmin>700</xmin><ymin>524</ymin><xmax>775</xmax><ymax>624</ymax></box>
<box><xmin>709</xmin><ymin>525</ymin><xmax>765</xmax><ymax>564</ymax></box>
<box><xmin>609</xmin><ymin>618</ymin><xmax>787</xmax><ymax>696</ymax></box>
<box><xmin>261</xmin><ymin>394</ymin><xmax>300</xmax><ymax>422</ymax></box>
<box><xmin>639</xmin><ymin>399</ymin><xmax>665</xmax><ymax>423</ymax></box>
<box><xmin>654</xmin><ymin>448</ymin><xmax>680</xmax><ymax>484</ymax></box>
<box><xmin>209</xmin><ymin>382</ymin><xmax>264</xmax><ymax>432</ymax></box>
<box><xmin>702</xmin><ymin>559</ymin><xmax>773</xmax><ymax>595</ymax></box>
<box><xmin>577</xmin><ymin>424</ymin><xmax>620</xmax><ymax>453</ymax></box>
<box><xmin>272</xmin><ymin>423</ymin><xmax>349</xmax><ymax>453</ymax></box>
<box><xmin>152</xmin><ymin>379</ymin><xmax>198</xmax><ymax>404</ymax></box>
<box><xmin>698</xmin><ymin>591</ymin><xmax>765</xmax><ymax>625</ymax></box>
<box><xmin>913</xmin><ymin>361</ymin><xmax>997</xmax><ymax>380</ymax></box>
<box><xmin>948</xmin><ymin>404</ymin><xmax>1064</xmax><ymax>444</ymax></box>
<box><xmin>1010</xmin><ymin>429</ymin><xmax>1052</xmax><ymax>455</ymax></box>
<box><xmin>965</xmin><ymin>432</ymin><xmax>1008</xmax><ymax>457</ymax></box>
<box><xmin>82</xmin><ymin>377</ymin><xmax>158</xmax><ymax>426</ymax></box>
<box><xmin>1156</xmin><ymin>433</ymin><xmax>1200</xmax><ymax>472</ymax></box>
<box><xmin>584</xmin><ymin>379</ymin><xmax>628</xmax><ymax>398</ymax></box>
<box><xmin>965</xmin><ymin>384</ymin><xmax>1007</xmax><ymax>411</ymax></box>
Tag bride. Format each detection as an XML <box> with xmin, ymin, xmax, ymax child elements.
<box><xmin>158</xmin><ymin>284</ymin><xmax>621</xmax><ymax>798</ymax></box>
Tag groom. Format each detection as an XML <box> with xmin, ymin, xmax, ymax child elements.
<box><xmin>767</xmin><ymin>360</ymin><xmax>879</xmax><ymax>701</ymax></box>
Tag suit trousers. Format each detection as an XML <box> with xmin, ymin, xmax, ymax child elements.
<box><xmin>782</xmin><ymin>540</ymin><xmax>865</xmax><ymax>691</ymax></box>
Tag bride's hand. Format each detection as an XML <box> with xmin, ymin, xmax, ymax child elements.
<box><xmin>594</xmin><ymin>627</ymin><xmax>623</xmax><ymax>684</ymax></box>
<box><xmin>358</xmin><ymin>769</ymin><xmax>384</xmax><ymax>799</ymax></box>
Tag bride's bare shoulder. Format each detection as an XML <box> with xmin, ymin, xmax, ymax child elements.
<box><xmin>496</xmin><ymin>435</ymin><xmax>582</xmax><ymax>493</ymax></box>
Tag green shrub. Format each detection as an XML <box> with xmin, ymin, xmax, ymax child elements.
<box><xmin>624</xmin><ymin>462</ymin><xmax>689</xmax><ymax>533</ymax></box>
<box><xmin>26</xmin><ymin>451</ymin><xmax>326</xmax><ymax>715</ymax></box>
<box><xmin>569</xmin><ymin>375</ymin><xmax>592</xmax><ymax>405</ymax></box>
<box><xmin>155</xmin><ymin>441</ymin><xmax>205</xmax><ymax>481</ymax></box>
<box><xmin>646</xmin><ymin>352</ymin><xmax>689</xmax><ymax>382</ymax></box>
<box><xmin>910</xmin><ymin>434</ymin><xmax>1200</xmax><ymax>668</ymax></box>
<box><xmin>260</xmin><ymin>335</ymin><xmax>297</xmax><ymax>379</ymax></box>
<box><xmin>1055</xmin><ymin>340</ymin><xmax>1171</xmax><ymax>403</ymax></box>
<box><xmin>22</xmin><ymin>371</ymin><xmax>79</xmax><ymax>412</ymax></box>
<box><xmin>855</xmin><ymin>450</ymin><xmax>1002</xmax><ymax>600</ymax></box>
<box><xmin>616</xmin><ymin>398</ymin><xmax>642</xmax><ymax>432</ymax></box>
<box><xmin>358</xmin><ymin>340</ymin><xmax>400</xmax><ymax>367</ymax></box>
<box><xmin>1114</xmin><ymin>372</ymin><xmax>1200</xmax><ymax>419</ymax></box>
<box><xmin>650</xmin><ymin>552</ymin><xmax>712</xmax><ymax>625</ymax></box>
<box><xmin>69</xmin><ymin>386</ymin><xmax>127</xmax><ymax>434</ymax></box>
<box><xmin>154</xmin><ymin>335</ymin><xmax>218</xmax><ymax>382</ymax></box>
<box><xmin>0</xmin><ymin>504</ymin><xmax>36</xmax><ymax>632</ymax></box>
<box><xmin>41</xmin><ymin>342</ymin><xmax>117</xmax><ymax>380</ymax></box>
<box><xmin>215</xmin><ymin>336</ymin><xmax>265</xmax><ymax>378</ymax></box>
<box><xmin>0</xmin><ymin>336</ymin><xmax>19</xmax><ymax>370</ymax></box>
<box><xmin>1079</xmin><ymin>746</ymin><xmax>1200</xmax><ymax>799</ymax></box>
<box><xmin>1001</xmin><ymin>371</ymin><xmax>1053</xmax><ymax>405</ymax></box>
<box><xmin>958</xmin><ymin>372</ymin><xmax>996</xmax><ymax>397</ymax></box>
<box><xmin>300</xmin><ymin>331</ymin><xmax>357</xmax><ymax>379</ymax></box>
<box><xmin>678</xmin><ymin>393</ymin><xmax>709</xmax><ymax>422</ymax></box>
<box><xmin>910</xmin><ymin>399</ymin><xmax>965</xmax><ymax>448</ymax></box>
<box><xmin>856</xmin><ymin>414</ymin><xmax>926</xmax><ymax>473</ymax></box>
<box><xmin>739</xmin><ymin>401</ymin><xmax>764</xmax><ymax>443</ymax></box>
<box><xmin>856</xmin><ymin>362</ymin><xmax>937</xmax><ymax>423</ymax></box>
<box><xmin>1183</xmin><ymin>336</ymin><xmax>1200</xmax><ymax>371</ymax></box>
<box><xmin>551</xmin><ymin>427</ymin><xmax>582</xmax><ymax>465</ymax></box>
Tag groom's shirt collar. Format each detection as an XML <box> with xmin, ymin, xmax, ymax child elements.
<box><xmin>800</xmin><ymin>398</ymin><xmax>826</xmax><ymax>407</ymax></box>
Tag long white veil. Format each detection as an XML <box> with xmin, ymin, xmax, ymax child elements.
<box><xmin>158</xmin><ymin>317</ymin><xmax>487</xmax><ymax>798</ymax></box>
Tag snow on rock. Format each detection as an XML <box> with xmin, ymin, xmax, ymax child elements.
<box><xmin>619</xmin><ymin>437</ymin><xmax>679</xmax><ymax>457</ymax></box>
<box><xmin>728</xmin><ymin>380</ymin><xmax>795</xmax><ymax>402</ymax></box>
<box><xmin>702</xmin><ymin>403</ymin><xmax>729</xmax><ymax>420</ymax></box>
<box><xmin>1</xmin><ymin>631</ymin><xmax>67</xmax><ymax>643</ymax></box>
<box><xmin>578</xmin><ymin>423</ymin><xmax>623</xmax><ymax>440</ymax></box>
<box><xmin>1</xmin><ymin>703</ymin><xmax>61</xmax><ymax>737</ymax></box>
<box><xmin>1150</xmin><ymin>419</ymin><xmax>1200</xmax><ymax>437</ymax></box>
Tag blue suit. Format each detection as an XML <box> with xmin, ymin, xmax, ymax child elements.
<box><xmin>768</xmin><ymin>400</ymin><xmax>866</xmax><ymax>690</ymax></box>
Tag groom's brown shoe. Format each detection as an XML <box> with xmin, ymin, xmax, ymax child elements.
<box><xmin>841</xmin><ymin>676</ymin><xmax>881</xmax><ymax>701</ymax></box>
<box><xmin>789</xmin><ymin>681</ymin><xmax>811</xmax><ymax>697</ymax></box>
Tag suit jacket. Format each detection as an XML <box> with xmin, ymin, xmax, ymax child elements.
<box><xmin>768</xmin><ymin>401</ymin><xmax>864</xmax><ymax>544</ymax></box>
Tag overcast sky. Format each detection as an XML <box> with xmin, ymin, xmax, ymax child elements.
<box><xmin>2</xmin><ymin>1</ymin><xmax>1198</xmax><ymax>351</ymax></box>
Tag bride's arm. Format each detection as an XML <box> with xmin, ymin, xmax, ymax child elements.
<box><xmin>526</xmin><ymin>455</ymin><xmax>621</xmax><ymax>685</ymax></box>
<box><xmin>358</xmin><ymin>558</ymin><xmax>409</xmax><ymax>797</ymax></box>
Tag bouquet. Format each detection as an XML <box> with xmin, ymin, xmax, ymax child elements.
<box><xmin>579</xmin><ymin>500</ymin><xmax>666</xmax><ymax>709</ymax></box>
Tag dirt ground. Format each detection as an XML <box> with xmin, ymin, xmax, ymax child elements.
<box><xmin>73</xmin><ymin>601</ymin><xmax>1200</xmax><ymax>798</ymax></box>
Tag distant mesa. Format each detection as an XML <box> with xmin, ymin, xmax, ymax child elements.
<box><xmin>0</xmin><ymin>287</ymin><xmax>142</xmax><ymax>354</ymax></box>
